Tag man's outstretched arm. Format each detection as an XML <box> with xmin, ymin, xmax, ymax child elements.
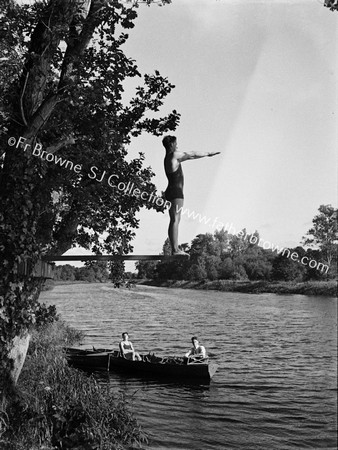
<box><xmin>175</xmin><ymin>151</ymin><xmax>220</xmax><ymax>162</ymax></box>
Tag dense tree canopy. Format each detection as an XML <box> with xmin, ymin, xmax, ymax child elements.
<box><xmin>136</xmin><ymin>206</ymin><xmax>337</xmax><ymax>282</ymax></box>
<box><xmin>1</xmin><ymin>0</ymin><xmax>178</xmax><ymax>258</ymax></box>
<box><xmin>0</xmin><ymin>0</ymin><xmax>177</xmax><ymax>404</ymax></box>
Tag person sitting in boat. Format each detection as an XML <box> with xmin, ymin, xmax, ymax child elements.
<box><xmin>184</xmin><ymin>336</ymin><xmax>207</xmax><ymax>362</ymax></box>
<box><xmin>119</xmin><ymin>332</ymin><xmax>141</xmax><ymax>361</ymax></box>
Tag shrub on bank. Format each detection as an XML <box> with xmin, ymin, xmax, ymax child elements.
<box><xmin>2</xmin><ymin>321</ymin><xmax>147</xmax><ymax>449</ymax></box>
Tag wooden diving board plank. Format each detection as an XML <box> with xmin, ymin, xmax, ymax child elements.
<box><xmin>42</xmin><ymin>254</ymin><xmax>189</xmax><ymax>262</ymax></box>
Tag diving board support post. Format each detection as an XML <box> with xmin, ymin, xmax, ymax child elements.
<box><xmin>18</xmin><ymin>260</ymin><xmax>55</xmax><ymax>279</ymax></box>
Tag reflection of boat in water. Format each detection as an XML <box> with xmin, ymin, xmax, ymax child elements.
<box><xmin>65</xmin><ymin>348</ymin><xmax>218</xmax><ymax>381</ymax></box>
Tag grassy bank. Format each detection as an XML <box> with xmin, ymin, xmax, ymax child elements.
<box><xmin>41</xmin><ymin>280</ymin><xmax>92</xmax><ymax>291</ymax></box>
<box><xmin>1</xmin><ymin>321</ymin><xmax>147</xmax><ymax>450</ymax></box>
<box><xmin>137</xmin><ymin>279</ymin><xmax>337</xmax><ymax>297</ymax></box>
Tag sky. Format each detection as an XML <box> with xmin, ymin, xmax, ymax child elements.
<box><xmin>65</xmin><ymin>0</ymin><xmax>337</xmax><ymax>269</ymax></box>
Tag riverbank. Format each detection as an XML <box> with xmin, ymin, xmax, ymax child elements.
<box><xmin>2</xmin><ymin>320</ymin><xmax>147</xmax><ymax>449</ymax></box>
<box><xmin>137</xmin><ymin>279</ymin><xmax>337</xmax><ymax>297</ymax></box>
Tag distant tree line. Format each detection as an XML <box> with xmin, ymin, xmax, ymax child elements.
<box><xmin>53</xmin><ymin>205</ymin><xmax>337</xmax><ymax>284</ymax></box>
<box><xmin>136</xmin><ymin>205</ymin><xmax>338</xmax><ymax>283</ymax></box>
<box><xmin>54</xmin><ymin>262</ymin><xmax>109</xmax><ymax>282</ymax></box>
<box><xmin>53</xmin><ymin>260</ymin><xmax>134</xmax><ymax>287</ymax></box>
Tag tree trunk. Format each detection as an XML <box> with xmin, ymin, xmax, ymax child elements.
<box><xmin>7</xmin><ymin>332</ymin><xmax>31</xmax><ymax>385</ymax></box>
<box><xmin>0</xmin><ymin>331</ymin><xmax>30</xmax><ymax>411</ymax></box>
<box><xmin>0</xmin><ymin>278</ymin><xmax>43</xmax><ymax>411</ymax></box>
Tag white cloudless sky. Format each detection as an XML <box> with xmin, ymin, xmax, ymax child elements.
<box><xmin>66</xmin><ymin>0</ymin><xmax>337</xmax><ymax>268</ymax></box>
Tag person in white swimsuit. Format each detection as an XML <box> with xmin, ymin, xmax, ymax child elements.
<box><xmin>119</xmin><ymin>332</ymin><xmax>141</xmax><ymax>361</ymax></box>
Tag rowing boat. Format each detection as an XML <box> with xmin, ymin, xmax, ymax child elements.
<box><xmin>65</xmin><ymin>348</ymin><xmax>218</xmax><ymax>381</ymax></box>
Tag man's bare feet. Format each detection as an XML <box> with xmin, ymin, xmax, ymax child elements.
<box><xmin>172</xmin><ymin>249</ymin><xmax>189</xmax><ymax>256</ymax></box>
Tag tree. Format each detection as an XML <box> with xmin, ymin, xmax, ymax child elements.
<box><xmin>0</xmin><ymin>0</ymin><xmax>177</xmax><ymax>407</ymax></box>
<box><xmin>109</xmin><ymin>260</ymin><xmax>125</xmax><ymax>287</ymax></box>
<box><xmin>271</xmin><ymin>247</ymin><xmax>306</xmax><ymax>282</ymax></box>
<box><xmin>214</xmin><ymin>228</ymin><xmax>231</xmax><ymax>255</ymax></box>
<box><xmin>186</xmin><ymin>257</ymin><xmax>208</xmax><ymax>281</ymax></box>
<box><xmin>231</xmin><ymin>255</ymin><xmax>248</xmax><ymax>280</ymax></box>
<box><xmin>303</xmin><ymin>205</ymin><xmax>338</xmax><ymax>275</ymax></box>
<box><xmin>204</xmin><ymin>255</ymin><xmax>219</xmax><ymax>280</ymax></box>
<box><xmin>59</xmin><ymin>264</ymin><xmax>76</xmax><ymax>281</ymax></box>
<box><xmin>186</xmin><ymin>234</ymin><xmax>220</xmax><ymax>281</ymax></box>
<box><xmin>302</xmin><ymin>248</ymin><xmax>328</xmax><ymax>281</ymax></box>
<box><xmin>136</xmin><ymin>238</ymin><xmax>190</xmax><ymax>280</ymax></box>
<box><xmin>243</xmin><ymin>246</ymin><xmax>273</xmax><ymax>281</ymax></box>
<box><xmin>229</xmin><ymin>229</ymin><xmax>250</xmax><ymax>258</ymax></box>
<box><xmin>324</xmin><ymin>0</ymin><xmax>338</xmax><ymax>11</ymax></box>
<box><xmin>80</xmin><ymin>260</ymin><xmax>109</xmax><ymax>282</ymax></box>
<box><xmin>135</xmin><ymin>259</ymin><xmax>158</xmax><ymax>278</ymax></box>
<box><xmin>190</xmin><ymin>233</ymin><xmax>220</xmax><ymax>259</ymax></box>
<box><xmin>217</xmin><ymin>257</ymin><xmax>235</xmax><ymax>280</ymax></box>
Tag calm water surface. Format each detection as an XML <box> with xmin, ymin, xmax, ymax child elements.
<box><xmin>40</xmin><ymin>284</ymin><xmax>337</xmax><ymax>449</ymax></box>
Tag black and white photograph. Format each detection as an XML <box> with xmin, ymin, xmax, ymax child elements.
<box><xmin>0</xmin><ymin>0</ymin><xmax>337</xmax><ymax>449</ymax></box>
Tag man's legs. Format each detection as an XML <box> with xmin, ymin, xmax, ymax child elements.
<box><xmin>168</xmin><ymin>198</ymin><xmax>183</xmax><ymax>254</ymax></box>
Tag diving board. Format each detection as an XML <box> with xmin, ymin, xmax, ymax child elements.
<box><xmin>42</xmin><ymin>254</ymin><xmax>189</xmax><ymax>262</ymax></box>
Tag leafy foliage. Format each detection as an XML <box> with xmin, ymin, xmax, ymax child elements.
<box><xmin>109</xmin><ymin>260</ymin><xmax>126</xmax><ymax>287</ymax></box>
<box><xmin>303</xmin><ymin>204</ymin><xmax>337</xmax><ymax>271</ymax></box>
<box><xmin>2</xmin><ymin>321</ymin><xmax>146</xmax><ymax>449</ymax></box>
<box><xmin>35</xmin><ymin>303</ymin><xmax>59</xmax><ymax>328</ymax></box>
<box><xmin>271</xmin><ymin>247</ymin><xmax>306</xmax><ymax>282</ymax></box>
<box><xmin>0</xmin><ymin>0</ymin><xmax>178</xmax><ymax>403</ymax></box>
<box><xmin>324</xmin><ymin>0</ymin><xmax>338</xmax><ymax>11</ymax></box>
<box><xmin>137</xmin><ymin>206</ymin><xmax>336</xmax><ymax>282</ymax></box>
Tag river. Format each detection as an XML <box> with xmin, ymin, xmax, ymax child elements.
<box><xmin>40</xmin><ymin>283</ymin><xmax>337</xmax><ymax>449</ymax></box>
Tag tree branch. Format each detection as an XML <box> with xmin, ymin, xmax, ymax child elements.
<box><xmin>51</xmin><ymin>209</ymin><xmax>80</xmax><ymax>255</ymax></box>
<box><xmin>58</xmin><ymin>0</ymin><xmax>109</xmax><ymax>91</ymax></box>
<box><xmin>46</xmin><ymin>136</ymin><xmax>77</xmax><ymax>154</ymax></box>
<box><xmin>19</xmin><ymin>72</ymin><xmax>29</xmax><ymax>126</ymax></box>
<box><xmin>23</xmin><ymin>94</ymin><xmax>60</xmax><ymax>140</ymax></box>
<box><xmin>19</xmin><ymin>0</ymin><xmax>77</xmax><ymax>118</ymax></box>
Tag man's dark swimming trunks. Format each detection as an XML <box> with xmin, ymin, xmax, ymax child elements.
<box><xmin>165</xmin><ymin>163</ymin><xmax>184</xmax><ymax>200</ymax></box>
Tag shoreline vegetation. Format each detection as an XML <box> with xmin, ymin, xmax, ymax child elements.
<box><xmin>1</xmin><ymin>320</ymin><xmax>147</xmax><ymax>450</ymax></box>
<box><xmin>136</xmin><ymin>279</ymin><xmax>337</xmax><ymax>297</ymax></box>
<box><xmin>44</xmin><ymin>279</ymin><xmax>337</xmax><ymax>297</ymax></box>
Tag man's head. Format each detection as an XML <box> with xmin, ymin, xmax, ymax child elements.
<box><xmin>191</xmin><ymin>336</ymin><xmax>199</xmax><ymax>347</ymax></box>
<box><xmin>162</xmin><ymin>135</ymin><xmax>177</xmax><ymax>152</ymax></box>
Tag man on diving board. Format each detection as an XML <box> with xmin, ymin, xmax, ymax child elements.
<box><xmin>162</xmin><ymin>135</ymin><xmax>220</xmax><ymax>256</ymax></box>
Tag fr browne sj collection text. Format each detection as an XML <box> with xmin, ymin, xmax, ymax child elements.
<box><xmin>7</xmin><ymin>136</ymin><xmax>169</xmax><ymax>209</ymax></box>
